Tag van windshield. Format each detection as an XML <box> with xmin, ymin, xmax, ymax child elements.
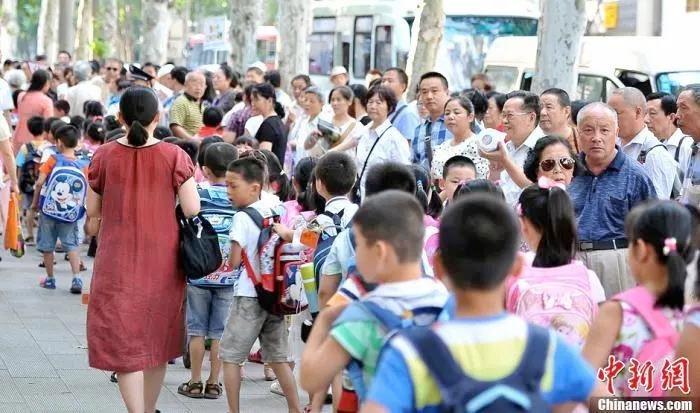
<box><xmin>656</xmin><ymin>71</ymin><xmax>700</xmax><ymax>95</ymax></box>
<box><xmin>437</xmin><ymin>16</ymin><xmax>538</xmax><ymax>90</ymax></box>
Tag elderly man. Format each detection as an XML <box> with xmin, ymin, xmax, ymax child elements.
<box><xmin>678</xmin><ymin>84</ymin><xmax>700</xmax><ymax>206</ymax></box>
<box><xmin>646</xmin><ymin>92</ymin><xmax>693</xmax><ymax>174</ymax></box>
<box><xmin>381</xmin><ymin>67</ymin><xmax>420</xmax><ymax>142</ymax></box>
<box><xmin>170</xmin><ymin>71</ymin><xmax>206</xmax><ymax>139</ymax></box>
<box><xmin>569</xmin><ymin>102</ymin><xmax>656</xmax><ymax>297</ymax></box>
<box><xmin>412</xmin><ymin>72</ymin><xmax>453</xmax><ymax>173</ymax></box>
<box><xmin>481</xmin><ymin>90</ymin><xmax>544</xmax><ymax>205</ymax></box>
<box><xmin>329</xmin><ymin>66</ymin><xmax>349</xmax><ymax>87</ymax></box>
<box><xmin>65</xmin><ymin>61</ymin><xmax>102</xmax><ymax>117</ymax></box>
<box><xmin>540</xmin><ymin>88</ymin><xmax>578</xmax><ymax>151</ymax></box>
<box><xmin>608</xmin><ymin>87</ymin><xmax>677</xmax><ymax>199</ymax></box>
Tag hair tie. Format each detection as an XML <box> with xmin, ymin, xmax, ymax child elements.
<box><xmin>516</xmin><ymin>203</ymin><xmax>523</xmax><ymax>217</ymax></box>
<box><xmin>663</xmin><ymin>237</ymin><xmax>677</xmax><ymax>256</ymax></box>
<box><xmin>537</xmin><ymin>176</ymin><xmax>566</xmax><ymax>191</ymax></box>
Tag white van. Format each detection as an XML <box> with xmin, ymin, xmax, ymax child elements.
<box><xmin>484</xmin><ymin>36</ymin><xmax>700</xmax><ymax>100</ymax></box>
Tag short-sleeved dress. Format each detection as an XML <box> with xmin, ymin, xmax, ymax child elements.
<box><xmin>86</xmin><ymin>141</ymin><xmax>195</xmax><ymax>372</ymax></box>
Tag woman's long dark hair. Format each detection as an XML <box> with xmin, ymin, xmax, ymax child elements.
<box><xmin>119</xmin><ymin>87</ymin><xmax>160</xmax><ymax>147</ymax></box>
<box><xmin>27</xmin><ymin>69</ymin><xmax>51</xmax><ymax>92</ymax></box>
<box><xmin>627</xmin><ymin>201</ymin><xmax>693</xmax><ymax>310</ymax></box>
<box><xmin>293</xmin><ymin>157</ymin><xmax>318</xmax><ymax>212</ymax></box>
<box><xmin>252</xmin><ymin>83</ymin><xmax>285</xmax><ymax>118</ymax></box>
<box><xmin>518</xmin><ymin>184</ymin><xmax>577</xmax><ymax>268</ymax></box>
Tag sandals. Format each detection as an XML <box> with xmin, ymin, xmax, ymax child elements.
<box><xmin>177</xmin><ymin>381</ymin><xmax>204</xmax><ymax>399</ymax></box>
<box><xmin>204</xmin><ymin>382</ymin><xmax>223</xmax><ymax>399</ymax></box>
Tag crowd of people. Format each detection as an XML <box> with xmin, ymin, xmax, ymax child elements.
<box><xmin>1</xmin><ymin>48</ymin><xmax>700</xmax><ymax>413</ymax></box>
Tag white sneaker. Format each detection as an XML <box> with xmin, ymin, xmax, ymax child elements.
<box><xmin>270</xmin><ymin>379</ymin><xmax>284</xmax><ymax>396</ymax></box>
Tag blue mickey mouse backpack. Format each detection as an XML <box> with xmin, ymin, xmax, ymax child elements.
<box><xmin>39</xmin><ymin>154</ymin><xmax>90</xmax><ymax>223</ymax></box>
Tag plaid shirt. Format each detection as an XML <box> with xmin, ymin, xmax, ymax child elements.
<box><xmin>226</xmin><ymin>105</ymin><xmax>253</xmax><ymax>137</ymax></box>
<box><xmin>411</xmin><ymin>116</ymin><xmax>453</xmax><ymax>172</ymax></box>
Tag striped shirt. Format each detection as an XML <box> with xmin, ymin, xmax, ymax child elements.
<box><xmin>412</xmin><ymin>116</ymin><xmax>453</xmax><ymax>172</ymax></box>
<box><xmin>169</xmin><ymin>94</ymin><xmax>204</xmax><ymax>136</ymax></box>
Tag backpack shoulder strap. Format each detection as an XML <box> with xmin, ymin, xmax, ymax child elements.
<box><xmin>361</xmin><ymin>300</ymin><xmax>403</xmax><ymax>330</ymax></box>
<box><xmin>239</xmin><ymin>207</ymin><xmax>264</xmax><ymax>229</ymax></box>
<box><xmin>401</xmin><ymin>326</ymin><xmax>467</xmax><ymax>408</ymax></box>
<box><xmin>509</xmin><ymin>324</ymin><xmax>550</xmax><ymax>391</ymax></box>
<box><xmin>637</xmin><ymin>144</ymin><xmax>665</xmax><ymax>164</ymax></box>
<box><xmin>675</xmin><ymin>136</ymin><xmax>690</xmax><ymax>162</ymax></box>
<box><xmin>390</xmin><ymin>104</ymin><xmax>408</xmax><ymax>123</ymax></box>
<box><xmin>614</xmin><ymin>286</ymin><xmax>677</xmax><ymax>339</ymax></box>
<box><xmin>26</xmin><ymin>142</ymin><xmax>34</xmax><ymax>154</ymax></box>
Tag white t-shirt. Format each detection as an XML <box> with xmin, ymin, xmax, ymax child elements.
<box><xmin>229</xmin><ymin>199</ymin><xmax>277</xmax><ymax>297</ymax></box>
<box><xmin>315</xmin><ymin>196</ymin><xmax>358</xmax><ymax>237</ymax></box>
<box><xmin>245</xmin><ymin>115</ymin><xmax>264</xmax><ymax>137</ymax></box>
<box><xmin>0</xmin><ymin>78</ymin><xmax>13</xmax><ymax>111</ymax></box>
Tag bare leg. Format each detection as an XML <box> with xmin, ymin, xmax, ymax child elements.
<box><xmin>269</xmin><ymin>362</ymin><xmax>302</xmax><ymax>413</ymax></box>
<box><xmin>189</xmin><ymin>336</ymin><xmax>205</xmax><ymax>383</ymax></box>
<box><xmin>43</xmin><ymin>252</ymin><xmax>54</xmax><ymax>277</ymax></box>
<box><xmin>26</xmin><ymin>209</ymin><xmax>35</xmax><ymax>240</ymax></box>
<box><xmin>223</xmin><ymin>362</ymin><xmax>242</xmax><ymax>413</ymax></box>
<box><xmin>207</xmin><ymin>339</ymin><xmax>222</xmax><ymax>384</ymax></box>
<box><xmin>116</xmin><ymin>371</ymin><xmax>144</xmax><ymax>413</ymax></box>
<box><xmin>66</xmin><ymin>250</ymin><xmax>81</xmax><ymax>276</ymax></box>
<box><xmin>309</xmin><ymin>391</ymin><xmax>326</xmax><ymax>413</ymax></box>
<box><xmin>143</xmin><ymin>363</ymin><xmax>167</xmax><ymax>413</ymax></box>
<box><xmin>331</xmin><ymin>374</ymin><xmax>342</xmax><ymax>412</ymax></box>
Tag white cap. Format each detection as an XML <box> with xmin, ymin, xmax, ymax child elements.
<box><xmin>157</xmin><ymin>63</ymin><xmax>174</xmax><ymax>78</ymax></box>
<box><xmin>330</xmin><ymin>66</ymin><xmax>348</xmax><ymax>77</ymax></box>
<box><xmin>247</xmin><ymin>61</ymin><xmax>267</xmax><ymax>73</ymax></box>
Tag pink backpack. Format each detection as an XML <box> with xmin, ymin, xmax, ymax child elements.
<box><xmin>506</xmin><ymin>261</ymin><xmax>596</xmax><ymax>347</ymax></box>
<box><xmin>282</xmin><ymin>200</ymin><xmax>316</xmax><ymax>227</ymax></box>
<box><xmin>614</xmin><ymin>286</ymin><xmax>680</xmax><ymax>397</ymax></box>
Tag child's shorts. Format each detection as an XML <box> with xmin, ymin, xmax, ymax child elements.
<box><xmin>219</xmin><ymin>297</ymin><xmax>289</xmax><ymax>365</ymax></box>
<box><xmin>37</xmin><ymin>214</ymin><xmax>79</xmax><ymax>253</ymax></box>
<box><xmin>186</xmin><ymin>285</ymin><xmax>234</xmax><ymax>340</ymax></box>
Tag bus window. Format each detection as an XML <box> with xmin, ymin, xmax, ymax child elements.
<box><xmin>354</xmin><ymin>16</ymin><xmax>373</xmax><ymax>79</ymax></box>
<box><xmin>310</xmin><ymin>17</ymin><xmax>336</xmax><ymax>75</ymax></box>
<box><xmin>342</xmin><ymin>42</ymin><xmax>351</xmax><ymax>71</ymax></box>
<box><xmin>605</xmin><ymin>78</ymin><xmax>618</xmax><ymax>101</ymax></box>
<box><xmin>485</xmin><ymin>66</ymin><xmax>518</xmax><ymax>93</ymax></box>
<box><xmin>577</xmin><ymin>75</ymin><xmax>604</xmax><ymax>101</ymax></box>
<box><xmin>616</xmin><ymin>70</ymin><xmax>652</xmax><ymax>96</ymax></box>
<box><xmin>217</xmin><ymin>50</ymin><xmax>227</xmax><ymax>65</ymax></box>
<box><xmin>521</xmin><ymin>71</ymin><xmax>533</xmax><ymax>91</ymax></box>
<box><xmin>375</xmin><ymin>25</ymin><xmax>392</xmax><ymax>71</ymax></box>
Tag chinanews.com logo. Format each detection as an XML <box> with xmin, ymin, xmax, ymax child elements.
<box><xmin>591</xmin><ymin>397</ymin><xmax>697</xmax><ymax>412</ymax></box>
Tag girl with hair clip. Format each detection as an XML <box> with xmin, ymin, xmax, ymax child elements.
<box><xmin>259</xmin><ymin>149</ymin><xmax>293</xmax><ymax>203</ymax></box>
<box><xmin>506</xmin><ymin>178</ymin><xmax>605</xmax><ymax>348</ymax></box>
<box><xmin>583</xmin><ymin>201</ymin><xmax>692</xmax><ymax>397</ymax></box>
<box><xmin>85</xmin><ymin>86</ymin><xmax>200</xmax><ymax>413</ymax></box>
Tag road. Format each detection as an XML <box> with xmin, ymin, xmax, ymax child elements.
<box><xmin>0</xmin><ymin>245</ymin><xmax>301</xmax><ymax>413</ymax></box>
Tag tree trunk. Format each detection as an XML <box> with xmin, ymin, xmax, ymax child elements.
<box><xmin>229</xmin><ymin>0</ymin><xmax>262</xmax><ymax>73</ymax></box>
<box><xmin>141</xmin><ymin>0</ymin><xmax>171</xmax><ymax>64</ymax></box>
<box><xmin>168</xmin><ymin>0</ymin><xmax>190</xmax><ymax>65</ymax></box>
<box><xmin>74</xmin><ymin>0</ymin><xmax>94</xmax><ymax>60</ymax></box>
<box><xmin>58</xmin><ymin>0</ymin><xmax>75</xmax><ymax>57</ymax></box>
<box><xmin>0</xmin><ymin>0</ymin><xmax>19</xmax><ymax>59</ymax></box>
<box><xmin>406</xmin><ymin>0</ymin><xmax>444</xmax><ymax>102</ymax></box>
<box><xmin>531</xmin><ymin>0</ymin><xmax>587</xmax><ymax>96</ymax></box>
<box><xmin>100</xmin><ymin>0</ymin><xmax>121</xmax><ymax>59</ymax></box>
<box><xmin>38</xmin><ymin>0</ymin><xmax>60</xmax><ymax>64</ymax></box>
<box><xmin>277</xmin><ymin>0</ymin><xmax>310</xmax><ymax>94</ymax></box>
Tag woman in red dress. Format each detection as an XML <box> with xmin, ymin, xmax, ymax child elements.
<box><xmin>86</xmin><ymin>87</ymin><xmax>200</xmax><ymax>413</ymax></box>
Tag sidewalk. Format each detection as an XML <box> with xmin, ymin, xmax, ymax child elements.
<box><xmin>0</xmin><ymin>246</ymin><xmax>295</xmax><ymax>412</ymax></box>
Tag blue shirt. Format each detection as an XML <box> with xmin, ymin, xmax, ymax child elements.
<box><xmin>569</xmin><ymin>149</ymin><xmax>656</xmax><ymax>241</ymax></box>
<box><xmin>389</xmin><ymin>100</ymin><xmax>421</xmax><ymax>142</ymax></box>
<box><xmin>412</xmin><ymin>116</ymin><xmax>453</xmax><ymax>172</ymax></box>
<box><xmin>366</xmin><ymin>314</ymin><xmax>597</xmax><ymax>412</ymax></box>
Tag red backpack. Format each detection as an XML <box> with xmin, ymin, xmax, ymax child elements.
<box><xmin>239</xmin><ymin>207</ymin><xmax>311</xmax><ymax>315</ymax></box>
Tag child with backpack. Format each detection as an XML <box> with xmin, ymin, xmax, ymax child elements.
<box><xmin>583</xmin><ymin>200</ymin><xmax>691</xmax><ymax>397</ymax></box>
<box><xmin>363</xmin><ymin>195</ymin><xmax>605</xmax><ymax>413</ymax></box>
<box><xmin>16</xmin><ymin>115</ymin><xmax>48</xmax><ymax>245</ymax></box>
<box><xmin>506</xmin><ymin>179</ymin><xmax>605</xmax><ymax>347</ymax></box>
<box><xmin>221</xmin><ymin>156</ymin><xmax>303</xmax><ymax>413</ymax></box>
<box><xmin>300</xmin><ymin>191</ymin><xmax>449</xmax><ymax>412</ymax></box>
<box><xmin>32</xmin><ymin>124</ymin><xmax>89</xmax><ymax>294</ymax></box>
<box><xmin>177</xmin><ymin>142</ymin><xmax>239</xmax><ymax>400</ymax></box>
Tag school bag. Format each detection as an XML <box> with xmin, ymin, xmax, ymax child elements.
<box><xmin>336</xmin><ymin>299</ymin><xmax>444</xmax><ymax>412</ymax></box>
<box><xmin>39</xmin><ymin>154</ymin><xmax>90</xmax><ymax>223</ymax></box>
<box><xmin>399</xmin><ymin>323</ymin><xmax>550</xmax><ymax>413</ymax></box>
<box><xmin>176</xmin><ymin>205</ymin><xmax>222</xmax><ymax>280</ymax></box>
<box><xmin>239</xmin><ymin>207</ymin><xmax>310</xmax><ymax>315</ymax></box>
<box><xmin>188</xmin><ymin>185</ymin><xmax>238</xmax><ymax>287</ymax></box>
<box><xmin>506</xmin><ymin>261</ymin><xmax>596</xmax><ymax>347</ymax></box>
<box><xmin>312</xmin><ymin>210</ymin><xmax>346</xmax><ymax>284</ymax></box>
<box><xmin>19</xmin><ymin>143</ymin><xmax>41</xmax><ymax>194</ymax></box>
<box><xmin>613</xmin><ymin>286</ymin><xmax>681</xmax><ymax>397</ymax></box>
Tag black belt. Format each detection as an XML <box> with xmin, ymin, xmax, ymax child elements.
<box><xmin>578</xmin><ymin>238</ymin><xmax>628</xmax><ymax>251</ymax></box>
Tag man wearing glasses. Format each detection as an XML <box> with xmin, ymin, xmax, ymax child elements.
<box><xmin>569</xmin><ymin>102</ymin><xmax>656</xmax><ymax>297</ymax></box>
<box><xmin>481</xmin><ymin>90</ymin><xmax>544</xmax><ymax>205</ymax></box>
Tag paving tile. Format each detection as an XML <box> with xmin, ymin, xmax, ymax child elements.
<box><xmin>48</xmin><ymin>354</ymin><xmax>91</xmax><ymax>370</ymax></box>
<box><xmin>13</xmin><ymin>377</ymin><xmax>80</xmax><ymax>412</ymax></box>
<box><xmin>36</xmin><ymin>339</ymin><xmax>84</xmax><ymax>355</ymax></box>
<box><xmin>0</xmin><ymin>371</ymin><xmax>25</xmax><ymax>404</ymax></box>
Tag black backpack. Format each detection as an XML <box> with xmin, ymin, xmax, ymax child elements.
<box><xmin>19</xmin><ymin>143</ymin><xmax>40</xmax><ymax>194</ymax></box>
<box><xmin>176</xmin><ymin>205</ymin><xmax>222</xmax><ymax>280</ymax></box>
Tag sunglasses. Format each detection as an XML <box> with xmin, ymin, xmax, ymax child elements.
<box><xmin>539</xmin><ymin>157</ymin><xmax>575</xmax><ymax>172</ymax></box>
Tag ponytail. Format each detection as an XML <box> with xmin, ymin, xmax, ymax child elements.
<box><xmin>657</xmin><ymin>248</ymin><xmax>687</xmax><ymax>310</ymax></box>
<box><xmin>274</xmin><ymin>101</ymin><xmax>285</xmax><ymax>119</ymax></box>
<box><xmin>127</xmin><ymin>120</ymin><xmax>148</xmax><ymax>147</ymax></box>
